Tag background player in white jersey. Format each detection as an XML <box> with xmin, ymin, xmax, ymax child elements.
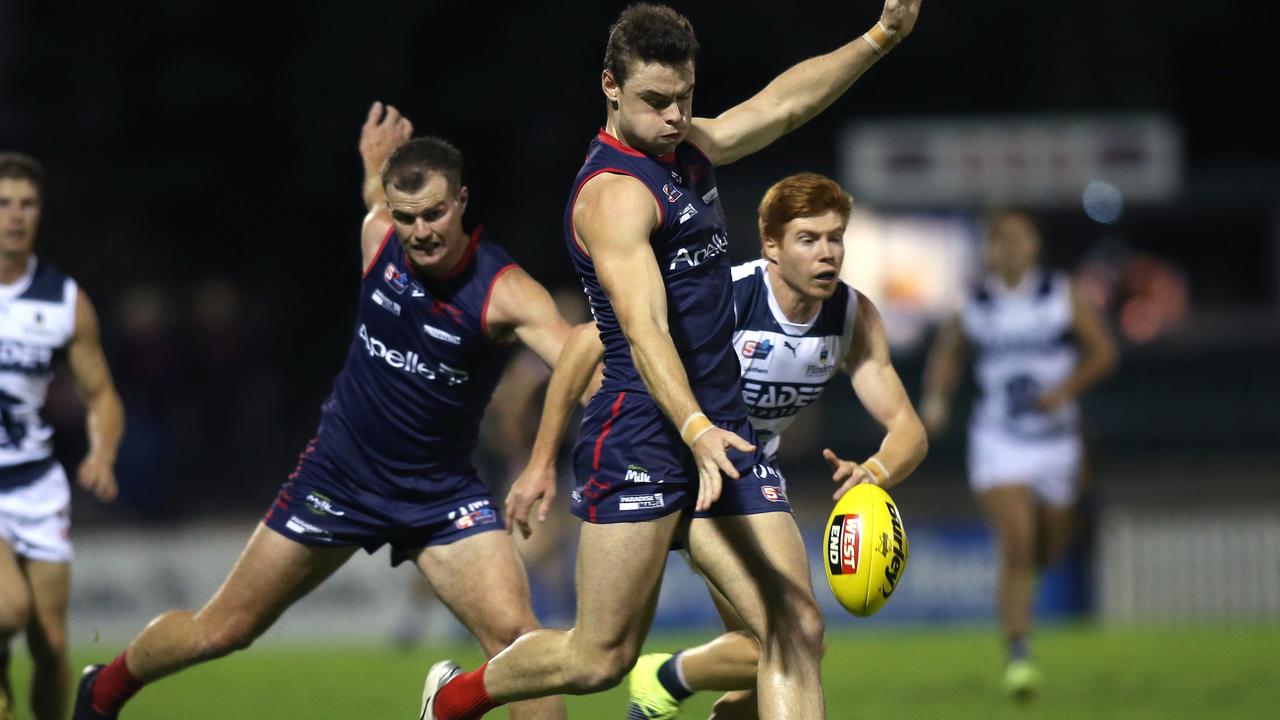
<box><xmin>920</xmin><ymin>208</ymin><xmax>1117</xmax><ymax>699</ymax></box>
<box><xmin>0</xmin><ymin>152</ymin><xmax>125</xmax><ymax>720</ymax></box>
<box><xmin>507</xmin><ymin>173</ymin><xmax>928</xmax><ymax>720</ymax></box>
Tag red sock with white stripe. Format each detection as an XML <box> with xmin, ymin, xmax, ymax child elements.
<box><xmin>91</xmin><ymin>652</ymin><xmax>143</xmax><ymax>714</ymax></box>
<box><xmin>433</xmin><ymin>661</ymin><xmax>499</xmax><ymax>720</ymax></box>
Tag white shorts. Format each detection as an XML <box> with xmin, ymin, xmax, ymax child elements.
<box><xmin>0</xmin><ymin>461</ymin><xmax>73</xmax><ymax>563</ymax></box>
<box><xmin>967</xmin><ymin>425</ymin><xmax>1081</xmax><ymax>507</ymax></box>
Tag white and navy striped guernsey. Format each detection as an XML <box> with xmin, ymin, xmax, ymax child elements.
<box><xmin>730</xmin><ymin>259</ymin><xmax>858</xmax><ymax>461</ymax></box>
<box><xmin>0</xmin><ymin>257</ymin><xmax>77</xmax><ymax>490</ymax></box>
<box><xmin>960</xmin><ymin>269</ymin><xmax>1079</xmax><ymax>440</ymax></box>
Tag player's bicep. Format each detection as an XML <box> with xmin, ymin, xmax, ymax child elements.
<box><xmin>361</xmin><ymin>207</ymin><xmax>394</xmax><ymax>274</ymax></box>
<box><xmin>66</xmin><ymin>290</ymin><xmax>115</xmax><ymax>400</ymax></box>
<box><xmin>689</xmin><ymin>89</ymin><xmax>788</xmax><ymax>167</ymax></box>
<box><xmin>574</xmin><ymin>175</ymin><xmax>666</xmax><ymax>333</ymax></box>
<box><xmin>489</xmin><ymin>267</ymin><xmax>573</xmax><ymax>368</ymax></box>
<box><xmin>848</xmin><ymin>294</ymin><xmax>915</xmax><ymax>428</ymax></box>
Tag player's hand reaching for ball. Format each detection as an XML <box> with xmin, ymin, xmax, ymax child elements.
<box><xmin>359</xmin><ymin>101</ymin><xmax>413</xmax><ymax>170</ymax></box>
<box><xmin>690</xmin><ymin>427</ymin><xmax>755</xmax><ymax>512</ymax></box>
<box><xmin>823</xmin><ymin>448</ymin><xmax>874</xmax><ymax>501</ymax></box>
<box><xmin>504</xmin><ymin>457</ymin><xmax>558</xmax><ymax>539</ymax></box>
<box><xmin>77</xmin><ymin>453</ymin><xmax>118</xmax><ymax>502</ymax></box>
<box><xmin>879</xmin><ymin>0</ymin><xmax>923</xmax><ymax>39</ymax></box>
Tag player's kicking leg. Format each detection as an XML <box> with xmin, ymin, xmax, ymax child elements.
<box><xmin>73</xmin><ymin>524</ymin><xmax>356</xmax><ymax>719</ymax></box>
<box><xmin>685</xmin><ymin>512</ymin><xmax>826</xmax><ymax>720</ymax></box>
<box><xmin>421</xmin><ymin>514</ymin><xmax>682</xmax><ymax>719</ymax></box>
<box><xmin>978</xmin><ymin>484</ymin><xmax>1040</xmax><ymax>700</ymax></box>
<box><xmin>628</xmin><ymin>580</ymin><xmax>760</xmax><ymax>719</ymax></box>
<box><xmin>413</xmin><ymin>529</ymin><xmax>565</xmax><ymax>720</ymax></box>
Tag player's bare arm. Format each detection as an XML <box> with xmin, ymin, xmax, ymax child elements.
<box><xmin>1035</xmin><ymin>279</ymin><xmax>1118</xmax><ymax>411</ymax></box>
<box><xmin>65</xmin><ymin>288</ymin><xmax>124</xmax><ymax>502</ymax></box>
<box><xmin>824</xmin><ymin>292</ymin><xmax>927</xmax><ymax>499</ymax></box>
<box><xmin>575</xmin><ymin>173</ymin><xmax>752</xmax><ymax>511</ymax></box>
<box><xmin>688</xmin><ymin>0</ymin><xmax>923</xmax><ymax>166</ymax></box>
<box><xmin>504</xmin><ymin>322</ymin><xmax>604</xmax><ymax>538</ymax></box>
<box><xmin>358</xmin><ymin>101</ymin><xmax>413</xmax><ymax>269</ymax></box>
<box><xmin>482</xmin><ymin>265</ymin><xmax>574</xmax><ymax>368</ymax></box>
<box><xmin>920</xmin><ymin>313</ymin><xmax>969</xmax><ymax>436</ymax></box>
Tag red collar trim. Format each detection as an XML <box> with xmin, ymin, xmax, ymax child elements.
<box><xmin>597</xmin><ymin>129</ymin><xmax>676</xmax><ymax>163</ymax></box>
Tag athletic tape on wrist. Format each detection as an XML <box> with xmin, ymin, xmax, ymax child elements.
<box><xmin>863</xmin><ymin>457</ymin><xmax>891</xmax><ymax>486</ymax></box>
<box><xmin>679</xmin><ymin>411</ymin><xmax>707</xmax><ymax>438</ymax></box>
<box><xmin>862</xmin><ymin>21</ymin><xmax>899</xmax><ymax>56</ymax></box>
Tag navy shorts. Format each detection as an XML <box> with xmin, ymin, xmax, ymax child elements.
<box><xmin>570</xmin><ymin>390</ymin><xmax>791</xmax><ymax>524</ymax></box>
<box><xmin>263</xmin><ymin>441</ymin><xmax>504</xmax><ymax>566</ymax></box>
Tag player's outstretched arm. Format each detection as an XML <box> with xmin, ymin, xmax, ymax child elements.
<box><xmin>358</xmin><ymin>101</ymin><xmax>413</xmax><ymax>269</ymax></box>
<box><xmin>688</xmin><ymin>0</ymin><xmax>923</xmax><ymax>166</ymax></box>
<box><xmin>920</xmin><ymin>312</ymin><xmax>967</xmax><ymax>436</ymax></box>
<box><xmin>504</xmin><ymin>322</ymin><xmax>603</xmax><ymax>538</ymax></box>
<box><xmin>66</xmin><ymin>289</ymin><xmax>125</xmax><ymax>502</ymax></box>
<box><xmin>575</xmin><ymin>173</ymin><xmax>753</xmax><ymax>511</ymax></box>
<box><xmin>1035</xmin><ymin>279</ymin><xmax>1119</xmax><ymax>411</ymax></box>
<box><xmin>825</xmin><ymin>292</ymin><xmax>927</xmax><ymax>499</ymax></box>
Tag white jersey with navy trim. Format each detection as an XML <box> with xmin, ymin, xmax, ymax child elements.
<box><xmin>960</xmin><ymin>269</ymin><xmax>1078</xmax><ymax>439</ymax></box>
<box><xmin>730</xmin><ymin>259</ymin><xmax>858</xmax><ymax>460</ymax></box>
<box><xmin>0</xmin><ymin>257</ymin><xmax>77</xmax><ymax>467</ymax></box>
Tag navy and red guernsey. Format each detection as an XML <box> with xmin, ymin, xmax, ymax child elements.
<box><xmin>565</xmin><ymin>129</ymin><xmax>746</xmax><ymax>422</ymax></box>
<box><xmin>563</xmin><ymin>130</ymin><xmax>789</xmax><ymax>525</ymax></box>
<box><xmin>265</xmin><ymin>227</ymin><xmax>518</xmax><ymax>560</ymax></box>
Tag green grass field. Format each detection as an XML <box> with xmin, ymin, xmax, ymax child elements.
<box><xmin>9</xmin><ymin>624</ymin><xmax>1278</xmax><ymax>719</ymax></box>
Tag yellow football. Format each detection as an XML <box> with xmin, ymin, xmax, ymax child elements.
<box><xmin>823</xmin><ymin>482</ymin><xmax>909</xmax><ymax>617</ymax></box>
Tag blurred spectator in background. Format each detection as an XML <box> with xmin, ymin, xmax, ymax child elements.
<box><xmin>921</xmin><ymin>208</ymin><xmax>1118</xmax><ymax>701</ymax></box>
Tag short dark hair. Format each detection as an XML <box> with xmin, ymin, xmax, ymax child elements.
<box><xmin>604</xmin><ymin>3</ymin><xmax>700</xmax><ymax>87</ymax></box>
<box><xmin>381</xmin><ymin>137</ymin><xmax>463</xmax><ymax>195</ymax></box>
<box><xmin>0</xmin><ymin>152</ymin><xmax>44</xmax><ymax>195</ymax></box>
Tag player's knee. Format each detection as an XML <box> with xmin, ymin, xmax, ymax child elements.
<box><xmin>762</xmin><ymin>592</ymin><xmax>824</xmax><ymax>656</ymax></box>
<box><xmin>26</xmin><ymin>623</ymin><xmax>69</xmax><ymax>664</ymax></box>
<box><xmin>477</xmin><ymin>621</ymin><xmax>539</xmax><ymax>658</ymax></box>
<box><xmin>198</xmin><ymin>614</ymin><xmax>265</xmax><ymax>658</ymax></box>
<box><xmin>0</xmin><ymin>592</ymin><xmax>32</xmax><ymax>639</ymax></box>
<box><xmin>568</xmin><ymin>646</ymin><xmax>635</xmax><ymax>693</ymax></box>
<box><xmin>999</xmin><ymin>537</ymin><xmax>1035</xmax><ymax>571</ymax></box>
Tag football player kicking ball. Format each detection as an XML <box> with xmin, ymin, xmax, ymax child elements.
<box><xmin>71</xmin><ymin>105</ymin><xmax>568</xmax><ymax>719</ymax></box>
<box><xmin>505</xmin><ymin>173</ymin><xmax>929</xmax><ymax>720</ymax></box>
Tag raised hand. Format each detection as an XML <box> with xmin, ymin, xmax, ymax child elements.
<box><xmin>359</xmin><ymin>100</ymin><xmax>413</xmax><ymax>170</ymax></box>
<box><xmin>879</xmin><ymin>0</ymin><xmax>923</xmax><ymax>38</ymax></box>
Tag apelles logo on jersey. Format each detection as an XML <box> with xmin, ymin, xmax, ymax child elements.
<box><xmin>668</xmin><ymin>231</ymin><xmax>728</xmax><ymax>270</ymax></box>
<box><xmin>358</xmin><ymin>324</ymin><xmax>470</xmax><ymax>385</ymax></box>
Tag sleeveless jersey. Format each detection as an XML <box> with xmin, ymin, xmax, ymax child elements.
<box><xmin>313</xmin><ymin>227</ymin><xmax>517</xmax><ymax>500</ymax></box>
<box><xmin>730</xmin><ymin>259</ymin><xmax>857</xmax><ymax>459</ymax></box>
<box><xmin>564</xmin><ymin>129</ymin><xmax>745</xmax><ymax>421</ymax></box>
<box><xmin>0</xmin><ymin>258</ymin><xmax>77</xmax><ymax>477</ymax></box>
<box><xmin>960</xmin><ymin>269</ymin><xmax>1079</xmax><ymax>439</ymax></box>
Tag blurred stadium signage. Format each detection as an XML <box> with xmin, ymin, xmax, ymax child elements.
<box><xmin>840</xmin><ymin>115</ymin><xmax>1182</xmax><ymax>207</ymax></box>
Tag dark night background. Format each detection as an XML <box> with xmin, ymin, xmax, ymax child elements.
<box><xmin>2</xmin><ymin>0</ymin><xmax>1277</xmax><ymax>521</ymax></box>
